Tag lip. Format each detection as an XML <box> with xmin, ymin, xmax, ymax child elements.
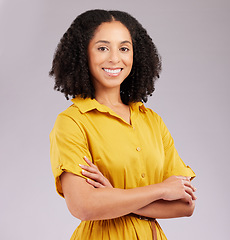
<box><xmin>102</xmin><ymin>68</ymin><xmax>123</xmax><ymax>77</ymax></box>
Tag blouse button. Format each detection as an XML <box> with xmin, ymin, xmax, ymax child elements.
<box><xmin>136</xmin><ymin>147</ymin><xmax>141</xmax><ymax>151</ymax></box>
<box><xmin>141</xmin><ymin>173</ymin><xmax>145</xmax><ymax>178</ymax></box>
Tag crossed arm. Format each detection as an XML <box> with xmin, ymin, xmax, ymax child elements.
<box><xmin>60</xmin><ymin>157</ymin><xmax>197</xmax><ymax>221</ymax></box>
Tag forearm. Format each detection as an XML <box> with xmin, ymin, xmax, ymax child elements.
<box><xmin>83</xmin><ymin>185</ymin><xmax>163</xmax><ymax>220</ymax></box>
<box><xmin>61</xmin><ymin>172</ymin><xmax>164</xmax><ymax>221</ymax></box>
<box><xmin>62</xmin><ymin>171</ymin><xmax>196</xmax><ymax>221</ymax></box>
<box><xmin>133</xmin><ymin>199</ymin><xmax>196</xmax><ymax>219</ymax></box>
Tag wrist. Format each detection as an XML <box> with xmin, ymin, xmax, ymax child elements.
<box><xmin>150</xmin><ymin>182</ymin><xmax>165</xmax><ymax>201</ymax></box>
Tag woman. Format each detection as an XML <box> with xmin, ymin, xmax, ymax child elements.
<box><xmin>49</xmin><ymin>9</ymin><xmax>197</xmax><ymax>240</ymax></box>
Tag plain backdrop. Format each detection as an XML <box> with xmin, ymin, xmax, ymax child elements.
<box><xmin>1</xmin><ymin>0</ymin><xmax>229</xmax><ymax>239</ymax></box>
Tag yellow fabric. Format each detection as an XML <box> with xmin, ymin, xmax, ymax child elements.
<box><xmin>50</xmin><ymin>97</ymin><xmax>195</xmax><ymax>240</ymax></box>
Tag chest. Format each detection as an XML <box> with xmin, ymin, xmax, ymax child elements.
<box><xmin>81</xmin><ymin>112</ymin><xmax>165</xmax><ymax>187</ymax></box>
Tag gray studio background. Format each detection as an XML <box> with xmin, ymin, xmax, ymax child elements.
<box><xmin>1</xmin><ymin>0</ymin><xmax>229</xmax><ymax>239</ymax></box>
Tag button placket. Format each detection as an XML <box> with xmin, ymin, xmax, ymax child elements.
<box><xmin>135</xmin><ymin>145</ymin><xmax>145</xmax><ymax>181</ymax></box>
<box><xmin>131</xmin><ymin>116</ymin><xmax>146</xmax><ymax>184</ymax></box>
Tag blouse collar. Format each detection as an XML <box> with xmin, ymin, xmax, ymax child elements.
<box><xmin>71</xmin><ymin>97</ymin><xmax>147</xmax><ymax>114</ymax></box>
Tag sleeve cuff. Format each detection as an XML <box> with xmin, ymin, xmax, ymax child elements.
<box><xmin>163</xmin><ymin>165</ymin><xmax>196</xmax><ymax>181</ymax></box>
<box><xmin>54</xmin><ymin>163</ymin><xmax>87</xmax><ymax>198</ymax></box>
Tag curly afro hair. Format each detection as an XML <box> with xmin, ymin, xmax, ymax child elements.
<box><xmin>49</xmin><ymin>9</ymin><xmax>162</xmax><ymax>104</ymax></box>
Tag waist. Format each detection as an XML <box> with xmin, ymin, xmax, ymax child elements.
<box><xmin>128</xmin><ymin>213</ymin><xmax>156</xmax><ymax>222</ymax></box>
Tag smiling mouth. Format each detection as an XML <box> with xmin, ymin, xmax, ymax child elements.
<box><xmin>102</xmin><ymin>68</ymin><xmax>123</xmax><ymax>74</ymax></box>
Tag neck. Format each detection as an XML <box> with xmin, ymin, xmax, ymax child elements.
<box><xmin>95</xmin><ymin>87</ymin><xmax>123</xmax><ymax>106</ymax></box>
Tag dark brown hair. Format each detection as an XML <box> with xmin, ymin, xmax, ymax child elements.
<box><xmin>49</xmin><ymin>9</ymin><xmax>162</xmax><ymax>104</ymax></box>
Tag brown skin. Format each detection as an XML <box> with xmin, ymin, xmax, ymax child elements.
<box><xmin>79</xmin><ymin>156</ymin><xmax>196</xmax><ymax>220</ymax></box>
<box><xmin>60</xmin><ymin>21</ymin><xmax>197</xmax><ymax>221</ymax></box>
<box><xmin>87</xmin><ymin>21</ymin><xmax>133</xmax><ymax>123</ymax></box>
<box><xmin>61</xmin><ymin>157</ymin><xmax>196</xmax><ymax>221</ymax></box>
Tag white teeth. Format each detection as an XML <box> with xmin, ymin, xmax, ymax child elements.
<box><xmin>103</xmin><ymin>68</ymin><xmax>121</xmax><ymax>74</ymax></box>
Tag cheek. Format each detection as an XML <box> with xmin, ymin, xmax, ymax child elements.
<box><xmin>88</xmin><ymin>55</ymin><xmax>99</xmax><ymax>74</ymax></box>
<box><xmin>125</xmin><ymin>54</ymin><xmax>133</xmax><ymax>67</ymax></box>
<box><xmin>89</xmin><ymin>52</ymin><xmax>107</xmax><ymax>67</ymax></box>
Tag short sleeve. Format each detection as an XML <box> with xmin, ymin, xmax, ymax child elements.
<box><xmin>50</xmin><ymin>113</ymin><xmax>91</xmax><ymax>197</ymax></box>
<box><xmin>158</xmin><ymin>115</ymin><xmax>196</xmax><ymax>181</ymax></box>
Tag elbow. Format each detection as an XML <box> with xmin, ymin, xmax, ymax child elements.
<box><xmin>70</xmin><ymin>209</ymin><xmax>91</xmax><ymax>221</ymax></box>
<box><xmin>67</xmin><ymin>202</ymin><xmax>95</xmax><ymax>221</ymax></box>
<box><xmin>185</xmin><ymin>200</ymin><xmax>196</xmax><ymax>217</ymax></box>
<box><xmin>186</xmin><ymin>209</ymin><xmax>194</xmax><ymax>217</ymax></box>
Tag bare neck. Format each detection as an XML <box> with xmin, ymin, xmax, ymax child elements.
<box><xmin>95</xmin><ymin>88</ymin><xmax>123</xmax><ymax>107</ymax></box>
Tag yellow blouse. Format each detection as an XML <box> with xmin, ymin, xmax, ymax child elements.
<box><xmin>50</xmin><ymin>97</ymin><xmax>195</xmax><ymax>240</ymax></box>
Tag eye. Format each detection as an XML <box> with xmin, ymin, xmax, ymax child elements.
<box><xmin>98</xmin><ymin>46</ymin><xmax>109</xmax><ymax>52</ymax></box>
<box><xmin>120</xmin><ymin>47</ymin><xmax>130</xmax><ymax>52</ymax></box>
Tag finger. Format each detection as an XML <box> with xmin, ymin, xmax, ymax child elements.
<box><xmin>83</xmin><ymin>156</ymin><xmax>99</xmax><ymax>170</ymax></box>
<box><xmin>184</xmin><ymin>192</ymin><xmax>193</xmax><ymax>205</ymax></box>
<box><xmin>186</xmin><ymin>183</ymin><xmax>196</xmax><ymax>192</ymax></box>
<box><xmin>86</xmin><ymin>178</ymin><xmax>105</xmax><ymax>188</ymax></box>
<box><xmin>177</xmin><ymin>175</ymin><xmax>191</xmax><ymax>181</ymax></box>
<box><xmin>79</xmin><ymin>164</ymin><xmax>99</xmax><ymax>174</ymax></box>
<box><xmin>184</xmin><ymin>186</ymin><xmax>197</xmax><ymax>200</ymax></box>
<box><xmin>82</xmin><ymin>170</ymin><xmax>105</xmax><ymax>184</ymax></box>
<box><xmin>183</xmin><ymin>180</ymin><xmax>196</xmax><ymax>192</ymax></box>
<box><xmin>83</xmin><ymin>156</ymin><xmax>95</xmax><ymax>167</ymax></box>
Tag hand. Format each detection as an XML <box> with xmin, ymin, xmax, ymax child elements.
<box><xmin>160</xmin><ymin>176</ymin><xmax>197</xmax><ymax>204</ymax></box>
<box><xmin>79</xmin><ymin>156</ymin><xmax>113</xmax><ymax>188</ymax></box>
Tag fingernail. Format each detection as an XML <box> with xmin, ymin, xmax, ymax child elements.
<box><xmin>79</xmin><ymin>164</ymin><xmax>83</xmax><ymax>167</ymax></box>
<box><xmin>83</xmin><ymin>156</ymin><xmax>87</xmax><ymax>160</ymax></box>
<box><xmin>82</xmin><ymin>170</ymin><xmax>85</xmax><ymax>174</ymax></box>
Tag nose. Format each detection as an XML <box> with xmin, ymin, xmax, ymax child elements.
<box><xmin>109</xmin><ymin>49</ymin><xmax>120</xmax><ymax>64</ymax></box>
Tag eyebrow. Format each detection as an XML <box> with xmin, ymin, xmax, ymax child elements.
<box><xmin>95</xmin><ymin>40</ymin><xmax>132</xmax><ymax>45</ymax></box>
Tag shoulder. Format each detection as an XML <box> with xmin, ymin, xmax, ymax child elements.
<box><xmin>145</xmin><ymin>107</ymin><xmax>168</xmax><ymax>129</ymax></box>
<box><xmin>145</xmin><ymin>107</ymin><xmax>160</xmax><ymax>118</ymax></box>
<box><xmin>135</xmin><ymin>102</ymin><xmax>162</xmax><ymax>123</ymax></box>
<box><xmin>51</xmin><ymin>104</ymin><xmax>86</xmax><ymax>137</ymax></box>
<box><xmin>59</xmin><ymin>103</ymin><xmax>81</xmax><ymax>119</ymax></box>
<box><xmin>131</xmin><ymin>102</ymin><xmax>165</xmax><ymax>130</ymax></box>
<box><xmin>54</xmin><ymin>104</ymin><xmax>81</xmax><ymax>124</ymax></box>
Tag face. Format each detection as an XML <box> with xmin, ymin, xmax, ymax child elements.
<box><xmin>87</xmin><ymin>21</ymin><xmax>133</xmax><ymax>92</ymax></box>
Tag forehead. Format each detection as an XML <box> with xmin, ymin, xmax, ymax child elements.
<box><xmin>91</xmin><ymin>21</ymin><xmax>132</xmax><ymax>43</ymax></box>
